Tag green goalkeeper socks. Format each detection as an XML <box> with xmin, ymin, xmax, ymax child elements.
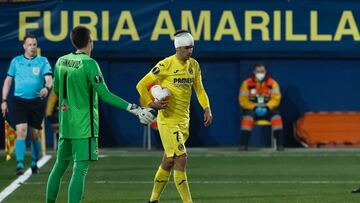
<box><xmin>68</xmin><ymin>161</ymin><xmax>89</xmax><ymax>203</ymax></box>
<box><xmin>46</xmin><ymin>160</ymin><xmax>89</xmax><ymax>203</ymax></box>
<box><xmin>46</xmin><ymin>159</ymin><xmax>70</xmax><ymax>202</ymax></box>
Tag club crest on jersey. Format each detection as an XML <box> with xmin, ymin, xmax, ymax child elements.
<box><xmin>178</xmin><ymin>144</ymin><xmax>184</xmax><ymax>151</ymax></box>
<box><xmin>32</xmin><ymin>67</ymin><xmax>40</xmax><ymax>75</ymax></box>
<box><xmin>152</xmin><ymin>67</ymin><xmax>160</xmax><ymax>75</ymax></box>
<box><xmin>188</xmin><ymin>66</ymin><xmax>193</xmax><ymax>75</ymax></box>
<box><xmin>61</xmin><ymin>102</ymin><xmax>68</xmax><ymax>112</ymax></box>
<box><xmin>94</xmin><ymin>75</ymin><xmax>103</xmax><ymax>83</ymax></box>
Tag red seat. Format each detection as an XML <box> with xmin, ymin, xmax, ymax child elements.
<box><xmin>295</xmin><ymin>112</ymin><xmax>360</xmax><ymax>147</ymax></box>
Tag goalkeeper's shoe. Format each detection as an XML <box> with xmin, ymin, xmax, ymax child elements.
<box><xmin>352</xmin><ymin>187</ymin><xmax>360</xmax><ymax>193</ymax></box>
<box><xmin>148</xmin><ymin>201</ymin><xmax>158</xmax><ymax>203</ymax></box>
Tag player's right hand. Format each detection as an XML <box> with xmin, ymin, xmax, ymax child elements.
<box><xmin>149</xmin><ymin>98</ymin><xmax>169</xmax><ymax>110</ymax></box>
<box><xmin>1</xmin><ymin>102</ymin><xmax>8</xmax><ymax>118</ymax></box>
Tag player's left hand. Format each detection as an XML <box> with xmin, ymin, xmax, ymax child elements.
<box><xmin>203</xmin><ymin>107</ymin><xmax>213</xmax><ymax>127</ymax></box>
<box><xmin>39</xmin><ymin>87</ymin><xmax>49</xmax><ymax>99</ymax></box>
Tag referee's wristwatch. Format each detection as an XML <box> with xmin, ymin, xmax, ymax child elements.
<box><xmin>45</xmin><ymin>86</ymin><xmax>52</xmax><ymax>92</ymax></box>
<box><xmin>2</xmin><ymin>99</ymin><xmax>7</xmax><ymax>103</ymax></box>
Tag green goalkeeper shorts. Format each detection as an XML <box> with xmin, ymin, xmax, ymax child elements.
<box><xmin>57</xmin><ymin>138</ymin><xmax>99</xmax><ymax>161</ymax></box>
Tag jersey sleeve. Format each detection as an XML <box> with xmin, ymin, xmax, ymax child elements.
<box><xmin>86</xmin><ymin>59</ymin><xmax>130</xmax><ymax>110</ymax></box>
<box><xmin>238</xmin><ymin>80</ymin><xmax>256</xmax><ymax>110</ymax></box>
<box><xmin>42</xmin><ymin>57</ymin><xmax>52</xmax><ymax>76</ymax></box>
<box><xmin>266</xmin><ymin>80</ymin><xmax>281</xmax><ymax>110</ymax></box>
<box><xmin>136</xmin><ymin>59</ymin><xmax>167</xmax><ymax>106</ymax></box>
<box><xmin>193</xmin><ymin>61</ymin><xmax>210</xmax><ymax>110</ymax></box>
<box><xmin>7</xmin><ymin>58</ymin><xmax>16</xmax><ymax>77</ymax></box>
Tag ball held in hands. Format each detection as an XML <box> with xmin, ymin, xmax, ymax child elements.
<box><xmin>150</xmin><ymin>85</ymin><xmax>170</xmax><ymax>102</ymax></box>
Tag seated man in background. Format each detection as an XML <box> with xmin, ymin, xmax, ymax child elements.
<box><xmin>238</xmin><ymin>63</ymin><xmax>284</xmax><ymax>151</ymax></box>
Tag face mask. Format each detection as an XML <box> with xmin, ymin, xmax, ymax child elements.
<box><xmin>255</xmin><ymin>73</ymin><xmax>265</xmax><ymax>81</ymax></box>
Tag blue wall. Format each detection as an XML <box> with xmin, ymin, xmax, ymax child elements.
<box><xmin>97</xmin><ymin>57</ymin><xmax>360</xmax><ymax>147</ymax></box>
<box><xmin>2</xmin><ymin>0</ymin><xmax>360</xmax><ymax>148</ymax></box>
<box><xmin>0</xmin><ymin>56</ymin><xmax>359</xmax><ymax>148</ymax></box>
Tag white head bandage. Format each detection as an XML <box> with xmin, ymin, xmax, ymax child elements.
<box><xmin>174</xmin><ymin>32</ymin><xmax>194</xmax><ymax>48</ymax></box>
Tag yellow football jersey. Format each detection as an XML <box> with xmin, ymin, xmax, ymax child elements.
<box><xmin>137</xmin><ymin>54</ymin><xmax>210</xmax><ymax>124</ymax></box>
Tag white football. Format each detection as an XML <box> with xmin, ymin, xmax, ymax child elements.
<box><xmin>150</xmin><ymin>85</ymin><xmax>170</xmax><ymax>102</ymax></box>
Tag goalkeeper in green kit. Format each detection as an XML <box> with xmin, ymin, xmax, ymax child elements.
<box><xmin>46</xmin><ymin>26</ymin><xmax>155</xmax><ymax>203</ymax></box>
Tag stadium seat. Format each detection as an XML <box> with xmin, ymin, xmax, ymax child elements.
<box><xmin>249</xmin><ymin>120</ymin><xmax>276</xmax><ymax>149</ymax></box>
<box><xmin>255</xmin><ymin>120</ymin><xmax>271</xmax><ymax>125</ymax></box>
<box><xmin>295</xmin><ymin>112</ymin><xmax>360</xmax><ymax>147</ymax></box>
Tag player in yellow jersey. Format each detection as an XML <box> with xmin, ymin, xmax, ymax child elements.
<box><xmin>137</xmin><ymin>30</ymin><xmax>213</xmax><ymax>203</ymax></box>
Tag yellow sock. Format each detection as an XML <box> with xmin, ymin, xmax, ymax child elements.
<box><xmin>150</xmin><ymin>166</ymin><xmax>170</xmax><ymax>201</ymax></box>
<box><xmin>174</xmin><ymin>170</ymin><xmax>192</xmax><ymax>203</ymax></box>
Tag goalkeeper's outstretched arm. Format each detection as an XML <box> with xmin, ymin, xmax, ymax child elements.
<box><xmin>87</xmin><ymin>59</ymin><xmax>155</xmax><ymax>123</ymax></box>
<box><xmin>95</xmin><ymin>81</ymin><xmax>155</xmax><ymax>124</ymax></box>
<box><xmin>95</xmin><ymin>83</ymin><xmax>130</xmax><ymax>110</ymax></box>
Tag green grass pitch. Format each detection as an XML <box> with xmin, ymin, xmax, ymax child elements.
<box><xmin>1</xmin><ymin>148</ymin><xmax>360</xmax><ymax>202</ymax></box>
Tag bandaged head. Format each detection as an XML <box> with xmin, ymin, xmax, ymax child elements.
<box><xmin>174</xmin><ymin>31</ymin><xmax>194</xmax><ymax>48</ymax></box>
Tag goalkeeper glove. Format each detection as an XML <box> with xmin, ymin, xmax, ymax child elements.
<box><xmin>127</xmin><ymin>104</ymin><xmax>156</xmax><ymax>124</ymax></box>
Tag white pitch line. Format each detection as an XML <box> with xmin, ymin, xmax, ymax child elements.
<box><xmin>0</xmin><ymin>155</ymin><xmax>52</xmax><ymax>202</ymax></box>
<box><xmin>97</xmin><ymin>152</ymin><xmax>360</xmax><ymax>158</ymax></box>
<box><xmin>23</xmin><ymin>180</ymin><xmax>360</xmax><ymax>185</ymax></box>
<box><xmin>92</xmin><ymin>180</ymin><xmax>360</xmax><ymax>184</ymax></box>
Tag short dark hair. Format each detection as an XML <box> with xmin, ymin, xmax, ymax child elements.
<box><xmin>254</xmin><ymin>62</ymin><xmax>265</xmax><ymax>68</ymax></box>
<box><xmin>71</xmin><ymin>26</ymin><xmax>91</xmax><ymax>49</ymax></box>
<box><xmin>23</xmin><ymin>34</ymin><xmax>36</xmax><ymax>42</ymax></box>
<box><xmin>174</xmin><ymin>29</ymin><xmax>189</xmax><ymax>37</ymax></box>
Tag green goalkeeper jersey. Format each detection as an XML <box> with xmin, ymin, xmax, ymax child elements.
<box><xmin>54</xmin><ymin>52</ymin><xmax>129</xmax><ymax>139</ymax></box>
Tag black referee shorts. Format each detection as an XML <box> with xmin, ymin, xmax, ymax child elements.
<box><xmin>13</xmin><ymin>96</ymin><xmax>45</xmax><ymax>129</ymax></box>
